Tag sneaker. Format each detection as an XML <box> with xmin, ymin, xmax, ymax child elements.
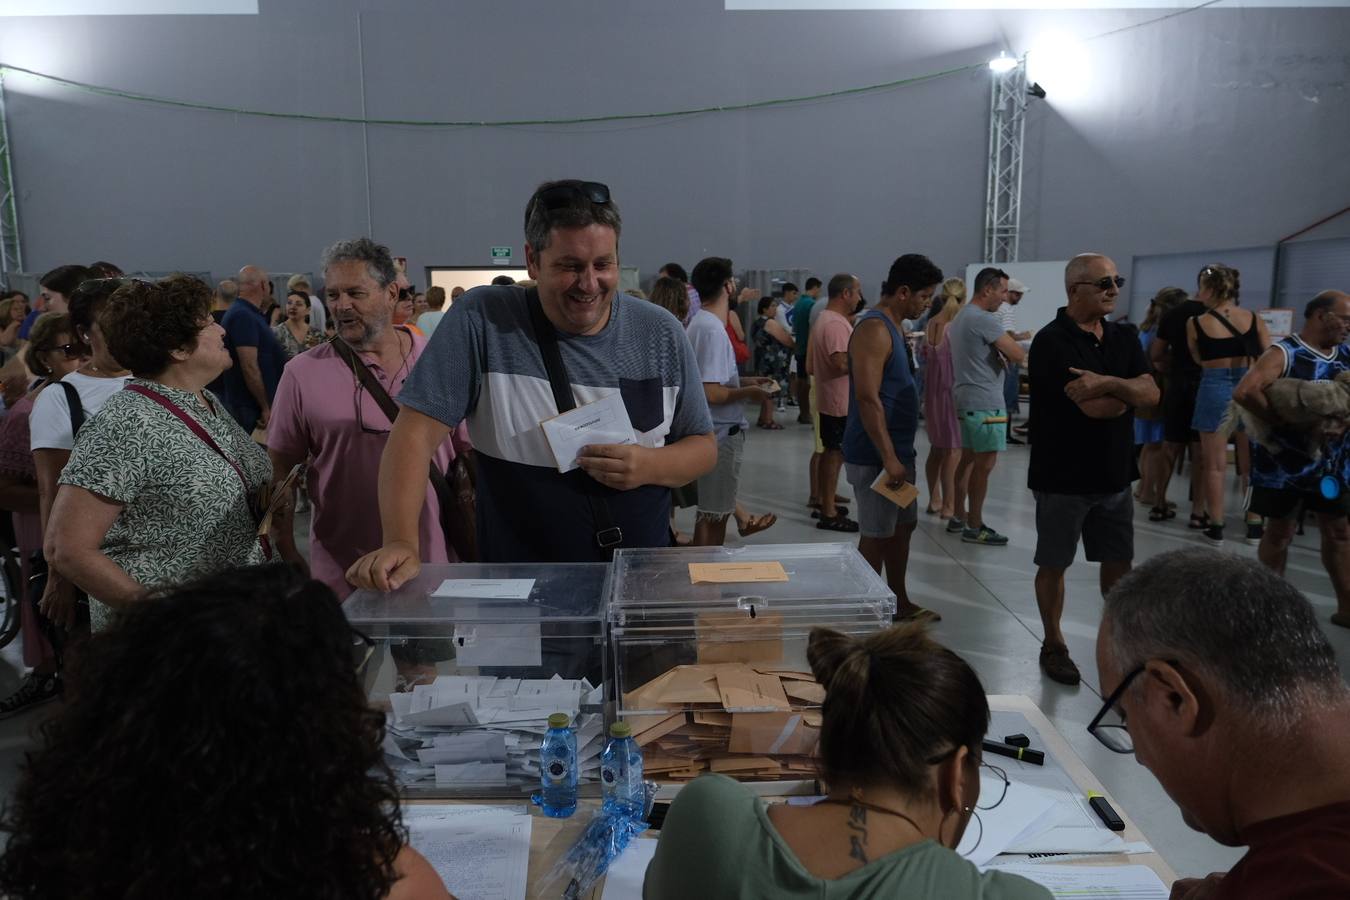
<box><xmin>945</xmin><ymin>517</ymin><xmax>966</xmax><ymax>534</ymax></box>
<box><xmin>1202</xmin><ymin>524</ymin><xmax>1225</xmax><ymax>547</ymax></box>
<box><xmin>0</xmin><ymin>672</ymin><xmax>60</xmax><ymax>720</ymax></box>
<box><xmin>1245</xmin><ymin>521</ymin><xmax>1264</xmax><ymax>545</ymax></box>
<box><xmin>1039</xmin><ymin>644</ymin><xmax>1081</xmax><ymax>686</ymax></box>
<box><xmin>962</xmin><ymin>525</ymin><xmax>1010</xmax><ymax>546</ymax></box>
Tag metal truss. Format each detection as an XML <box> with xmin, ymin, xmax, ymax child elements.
<box><xmin>983</xmin><ymin>58</ymin><xmax>1029</xmax><ymax>264</ymax></box>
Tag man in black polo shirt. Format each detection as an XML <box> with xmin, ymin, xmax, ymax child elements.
<box><xmin>1028</xmin><ymin>254</ymin><xmax>1158</xmax><ymax>685</ymax></box>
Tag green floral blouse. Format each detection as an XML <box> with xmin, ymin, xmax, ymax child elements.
<box><xmin>59</xmin><ymin>379</ymin><xmax>273</xmax><ymax>631</ymax></box>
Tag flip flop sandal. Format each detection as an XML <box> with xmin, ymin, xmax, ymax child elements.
<box><xmin>1149</xmin><ymin>506</ymin><xmax>1169</xmax><ymax>522</ymax></box>
<box><xmin>1188</xmin><ymin>513</ymin><xmax>1210</xmax><ymax>530</ymax></box>
<box><xmin>737</xmin><ymin>513</ymin><xmax>777</xmax><ymax>537</ymax></box>
<box><xmin>810</xmin><ymin>506</ymin><xmax>849</xmax><ymax>519</ymax></box>
<box><xmin>756</xmin><ymin>422</ymin><xmax>784</xmax><ymax>430</ymax></box>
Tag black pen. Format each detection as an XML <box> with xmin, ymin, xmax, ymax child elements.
<box><xmin>982</xmin><ymin>739</ymin><xmax>1045</xmax><ymax>766</ymax></box>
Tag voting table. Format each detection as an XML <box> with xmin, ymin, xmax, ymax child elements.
<box><xmin>404</xmin><ymin>694</ymin><xmax>1177</xmax><ymax>899</ymax></box>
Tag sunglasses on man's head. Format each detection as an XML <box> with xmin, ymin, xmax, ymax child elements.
<box><xmin>529</xmin><ymin>181</ymin><xmax>612</xmax><ymax>219</ymax></box>
<box><xmin>1074</xmin><ymin>275</ymin><xmax>1127</xmax><ymax>292</ymax></box>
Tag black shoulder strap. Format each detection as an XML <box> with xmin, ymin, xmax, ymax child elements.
<box><xmin>58</xmin><ymin>381</ymin><xmax>85</xmax><ymax>437</ymax></box>
<box><xmin>1204</xmin><ymin>308</ymin><xmax>1245</xmax><ymax>340</ymax></box>
<box><xmin>524</xmin><ymin>290</ymin><xmax>623</xmax><ymax>552</ymax></box>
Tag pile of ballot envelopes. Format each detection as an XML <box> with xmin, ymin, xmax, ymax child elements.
<box><xmin>622</xmin><ymin>663</ymin><xmax>825</xmax><ymax>782</ymax></box>
<box><xmin>381</xmin><ymin>674</ymin><xmax>605</xmax><ymax>790</ymax></box>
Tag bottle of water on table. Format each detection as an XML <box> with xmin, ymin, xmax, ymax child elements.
<box><xmin>600</xmin><ymin>721</ymin><xmax>645</xmax><ymax>819</ymax></box>
<box><xmin>540</xmin><ymin>712</ymin><xmax>578</xmax><ymax>818</ymax></box>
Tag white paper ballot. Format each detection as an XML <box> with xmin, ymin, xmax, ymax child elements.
<box><xmin>408</xmin><ymin>813</ymin><xmax>531</xmax><ymax>900</ymax></box>
<box><xmin>435</xmin><ymin>762</ymin><xmax>509</xmax><ymax>785</ymax></box>
<box><xmin>433</xmin><ymin>579</ymin><xmax>536</xmax><ymax>600</ymax></box>
<box><xmin>541</xmin><ymin>392</ymin><xmax>637</xmax><ymax>473</ymax></box>
<box><xmin>599</xmin><ymin>837</ymin><xmax>658</xmax><ymax>900</ymax></box>
<box><xmin>418</xmin><ymin>733</ymin><xmax>508</xmax><ymax>765</ymax></box>
<box><xmin>955</xmin><ymin>773</ymin><xmax>1061</xmax><ymax>865</ymax></box>
<box><xmin>984</xmin><ymin>863</ymin><xmax>1168</xmax><ymax>899</ymax></box>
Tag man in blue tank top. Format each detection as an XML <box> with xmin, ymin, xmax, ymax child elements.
<box><xmin>842</xmin><ymin>254</ymin><xmax>945</xmax><ymax>621</ymax></box>
<box><xmin>1235</xmin><ymin>290</ymin><xmax>1350</xmax><ymax>629</ymax></box>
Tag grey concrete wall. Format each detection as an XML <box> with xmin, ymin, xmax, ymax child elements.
<box><xmin>1</xmin><ymin>0</ymin><xmax>1346</xmax><ymax>295</ymax></box>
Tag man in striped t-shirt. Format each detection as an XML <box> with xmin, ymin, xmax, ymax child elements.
<box><xmin>347</xmin><ymin>180</ymin><xmax>715</xmax><ymax>589</ymax></box>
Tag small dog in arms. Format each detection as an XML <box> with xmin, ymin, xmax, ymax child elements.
<box><xmin>1221</xmin><ymin>371</ymin><xmax>1350</xmax><ymax>460</ymax></box>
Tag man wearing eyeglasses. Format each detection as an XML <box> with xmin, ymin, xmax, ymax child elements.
<box><xmin>1027</xmin><ymin>254</ymin><xmax>1156</xmax><ymax>686</ymax></box>
<box><xmin>1092</xmin><ymin>549</ymin><xmax>1350</xmax><ymax>899</ymax></box>
<box><xmin>347</xmin><ymin>180</ymin><xmax>716</xmax><ymax>588</ymax></box>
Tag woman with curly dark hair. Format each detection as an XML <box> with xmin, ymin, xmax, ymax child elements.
<box><xmin>44</xmin><ymin>275</ymin><xmax>275</xmax><ymax>631</ymax></box>
<box><xmin>0</xmin><ymin>564</ymin><xmax>452</xmax><ymax>899</ymax></box>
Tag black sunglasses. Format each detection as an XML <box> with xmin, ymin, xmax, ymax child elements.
<box><xmin>1074</xmin><ymin>275</ymin><xmax>1127</xmax><ymax>292</ymax></box>
<box><xmin>528</xmin><ymin>181</ymin><xmax>612</xmax><ymax>220</ymax></box>
<box><xmin>1086</xmin><ymin>658</ymin><xmax>1181</xmax><ymax>754</ymax></box>
<box><xmin>36</xmin><ymin>342</ymin><xmax>84</xmax><ymax>359</ymax></box>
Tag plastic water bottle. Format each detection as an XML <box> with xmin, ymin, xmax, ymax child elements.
<box><xmin>539</xmin><ymin>712</ymin><xmax>578</xmax><ymax>818</ymax></box>
<box><xmin>600</xmin><ymin>721</ymin><xmax>645</xmax><ymax>818</ymax></box>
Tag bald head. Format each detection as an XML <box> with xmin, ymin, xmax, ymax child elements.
<box><xmin>237</xmin><ymin>265</ymin><xmax>270</xmax><ymax>307</ymax></box>
<box><xmin>1303</xmin><ymin>290</ymin><xmax>1350</xmax><ymax>350</ymax></box>
<box><xmin>1064</xmin><ymin>254</ymin><xmax>1109</xmax><ymax>296</ymax></box>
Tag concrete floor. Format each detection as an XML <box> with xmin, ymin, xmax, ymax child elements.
<box><xmin>0</xmin><ymin>400</ymin><xmax>1343</xmax><ymax>882</ymax></box>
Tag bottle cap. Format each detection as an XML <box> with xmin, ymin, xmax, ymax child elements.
<box><xmin>609</xmin><ymin>721</ymin><xmax>632</xmax><ymax>738</ymax></box>
<box><xmin>548</xmin><ymin>713</ymin><xmax>571</xmax><ymax>729</ymax></box>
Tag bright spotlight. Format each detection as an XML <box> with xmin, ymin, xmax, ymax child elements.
<box><xmin>1026</xmin><ymin>32</ymin><xmax>1091</xmax><ymax>104</ymax></box>
<box><xmin>988</xmin><ymin>52</ymin><xmax>1018</xmax><ymax>74</ymax></box>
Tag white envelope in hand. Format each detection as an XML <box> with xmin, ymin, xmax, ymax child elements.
<box><xmin>540</xmin><ymin>392</ymin><xmax>637</xmax><ymax>473</ymax></box>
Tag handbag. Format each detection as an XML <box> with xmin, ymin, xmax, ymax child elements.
<box><xmin>329</xmin><ymin>336</ymin><xmax>479</xmax><ymax>563</ymax></box>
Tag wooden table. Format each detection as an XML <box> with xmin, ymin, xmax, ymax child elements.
<box><xmin>414</xmin><ymin>694</ymin><xmax>1176</xmax><ymax>897</ymax></box>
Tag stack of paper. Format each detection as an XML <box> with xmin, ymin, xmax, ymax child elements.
<box><xmin>403</xmin><ymin>804</ymin><xmax>532</xmax><ymax>900</ymax></box>
<box><xmin>985</xmin><ymin>863</ymin><xmax>1168</xmax><ymax>899</ymax></box>
<box><xmin>622</xmin><ymin>663</ymin><xmax>823</xmax><ymax>782</ymax></box>
<box><xmin>384</xmin><ymin>674</ymin><xmax>604</xmax><ymax>790</ymax></box>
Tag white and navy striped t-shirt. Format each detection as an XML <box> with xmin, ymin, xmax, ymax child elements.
<box><xmin>400</xmin><ymin>286</ymin><xmax>713</xmax><ymax>562</ymax></box>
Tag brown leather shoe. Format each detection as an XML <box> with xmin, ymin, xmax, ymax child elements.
<box><xmin>1039</xmin><ymin>643</ymin><xmax>1081</xmax><ymax>686</ymax></box>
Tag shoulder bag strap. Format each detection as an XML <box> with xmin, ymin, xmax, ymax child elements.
<box><xmin>58</xmin><ymin>381</ymin><xmax>85</xmax><ymax>438</ymax></box>
<box><xmin>524</xmin><ymin>290</ymin><xmax>623</xmax><ymax>551</ymax></box>
<box><xmin>124</xmin><ymin>383</ymin><xmax>271</xmax><ymax>560</ymax></box>
<box><xmin>330</xmin><ymin>336</ymin><xmax>478</xmax><ymax>562</ymax></box>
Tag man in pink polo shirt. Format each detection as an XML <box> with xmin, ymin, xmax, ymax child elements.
<box><xmin>268</xmin><ymin>237</ymin><xmax>471</xmax><ymax>606</ymax></box>
<box><xmin>807</xmin><ymin>273</ymin><xmax>862</xmax><ymax>532</ymax></box>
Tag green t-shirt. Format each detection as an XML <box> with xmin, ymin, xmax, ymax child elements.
<box><xmin>792</xmin><ymin>296</ymin><xmax>816</xmax><ymax>358</ymax></box>
<box><xmin>643</xmin><ymin>775</ymin><xmax>1052</xmax><ymax>900</ymax></box>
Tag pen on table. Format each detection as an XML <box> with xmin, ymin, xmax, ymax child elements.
<box><xmin>1088</xmin><ymin>791</ymin><xmax>1125</xmax><ymax>831</ymax></box>
<box><xmin>982</xmin><ymin>739</ymin><xmax>1045</xmax><ymax>766</ymax></box>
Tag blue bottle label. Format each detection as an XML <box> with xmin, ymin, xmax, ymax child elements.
<box><xmin>546</xmin><ymin>759</ymin><xmax>569</xmax><ymax>784</ymax></box>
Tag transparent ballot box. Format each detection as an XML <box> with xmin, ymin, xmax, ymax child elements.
<box><xmin>606</xmin><ymin>543</ymin><xmax>895</xmax><ymax>786</ymax></box>
<box><xmin>343</xmin><ymin>563</ymin><xmax>607</xmax><ymax>796</ymax></box>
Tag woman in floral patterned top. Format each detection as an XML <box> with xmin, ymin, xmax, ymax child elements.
<box><xmin>46</xmin><ymin>276</ymin><xmax>275</xmax><ymax>631</ymax></box>
<box><xmin>272</xmin><ymin>289</ymin><xmax>324</xmax><ymax>361</ymax></box>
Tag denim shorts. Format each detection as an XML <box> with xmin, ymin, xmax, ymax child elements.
<box><xmin>1191</xmin><ymin>367</ymin><xmax>1247</xmax><ymax>433</ymax></box>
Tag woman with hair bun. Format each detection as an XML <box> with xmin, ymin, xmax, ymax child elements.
<box><xmin>1185</xmin><ymin>264</ymin><xmax>1269</xmax><ymax>547</ymax></box>
<box><xmin>645</xmin><ymin>624</ymin><xmax>1051</xmax><ymax>899</ymax></box>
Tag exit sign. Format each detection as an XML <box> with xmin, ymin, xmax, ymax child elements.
<box><xmin>491</xmin><ymin>246</ymin><xmax>512</xmax><ymax>265</ymax></box>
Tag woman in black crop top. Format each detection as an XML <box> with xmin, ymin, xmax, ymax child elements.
<box><xmin>1185</xmin><ymin>265</ymin><xmax>1271</xmax><ymax>547</ymax></box>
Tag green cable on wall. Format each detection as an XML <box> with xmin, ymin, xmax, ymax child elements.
<box><xmin>0</xmin><ymin>60</ymin><xmax>981</xmax><ymax>129</ymax></box>
<box><xmin>0</xmin><ymin>0</ymin><xmax>1221</xmax><ymax>129</ymax></box>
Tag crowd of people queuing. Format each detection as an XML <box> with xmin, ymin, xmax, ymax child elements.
<box><xmin>0</xmin><ymin>178</ymin><xmax>1343</xmax><ymax>898</ymax></box>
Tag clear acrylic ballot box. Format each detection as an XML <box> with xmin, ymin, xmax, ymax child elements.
<box><xmin>605</xmin><ymin>543</ymin><xmax>895</xmax><ymax>788</ymax></box>
<box><xmin>343</xmin><ymin>563</ymin><xmax>608</xmax><ymax>796</ymax></box>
